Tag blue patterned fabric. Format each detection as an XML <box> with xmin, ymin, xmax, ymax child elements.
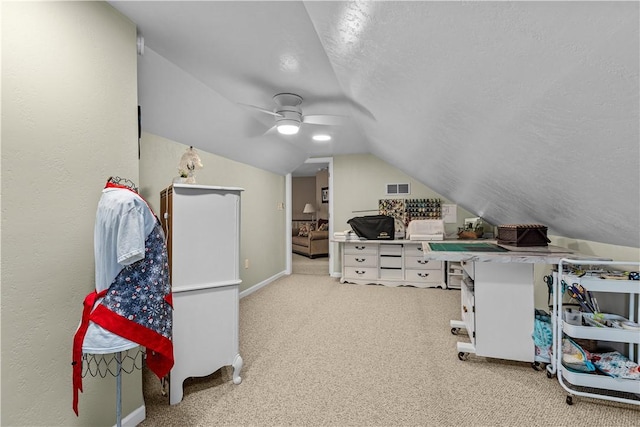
<box><xmin>100</xmin><ymin>221</ymin><xmax>172</xmax><ymax>340</ymax></box>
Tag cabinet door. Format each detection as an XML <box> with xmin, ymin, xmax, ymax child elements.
<box><xmin>461</xmin><ymin>280</ymin><xmax>475</xmax><ymax>343</ymax></box>
<box><xmin>474</xmin><ymin>263</ymin><xmax>534</xmax><ymax>362</ymax></box>
<box><xmin>172</xmin><ymin>188</ymin><xmax>240</xmax><ymax>290</ymax></box>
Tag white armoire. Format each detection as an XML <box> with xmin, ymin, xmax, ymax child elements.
<box><xmin>160</xmin><ymin>183</ymin><xmax>244</xmax><ymax>405</ymax></box>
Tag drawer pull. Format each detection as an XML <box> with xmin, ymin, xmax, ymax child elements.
<box><xmin>463</xmin><ymin>305</ymin><xmax>468</xmax><ymax>313</ymax></box>
<box><xmin>355</xmin><ymin>246</ymin><xmax>366</xmax><ymax>250</ymax></box>
<box><xmin>355</xmin><ymin>258</ymin><xmax>366</xmax><ymax>263</ymax></box>
<box><xmin>418</xmin><ymin>272</ymin><xmax>430</xmax><ymax>278</ymax></box>
<box><xmin>417</xmin><ymin>259</ymin><xmax>429</xmax><ymax>265</ymax></box>
<box><xmin>356</xmin><ymin>270</ymin><xmax>366</xmax><ymax>275</ymax></box>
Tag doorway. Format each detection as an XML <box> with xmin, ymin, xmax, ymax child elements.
<box><xmin>286</xmin><ymin>157</ymin><xmax>333</xmax><ymax>276</ymax></box>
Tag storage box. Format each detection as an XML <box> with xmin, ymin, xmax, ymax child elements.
<box><xmin>563</xmin><ymin>308</ymin><xmax>582</xmax><ymax>326</ymax></box>
<box><xmin>497</xmin><ymin>224</ymin><xmax>550</xmax><ymax>247</ymax></box>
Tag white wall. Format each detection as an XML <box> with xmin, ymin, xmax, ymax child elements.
<box><xmin>2</xmin><ymin>2</ymin><xmax>141</xmax><ymax>425</ymax></box>
<box><xmin>138</xmin><ymin>133</ymin><xmax>286</xmax><ymax>292</ymax></box>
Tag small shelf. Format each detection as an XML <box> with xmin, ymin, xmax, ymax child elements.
<box><xmin>562</xmin><ymin>368</ymin><xmax>640</xmax><ymax>395</ymax></box>
<box><xmin>563</xmin><ymin>274</ymin><xmax>640</xmax><ymax>294</ymax></box>
<box><xmin>562</xmin><ymin>322</ymin><xmax>640</xmax><ymax>344</ymax></box>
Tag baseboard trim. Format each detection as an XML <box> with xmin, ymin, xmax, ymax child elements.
<box><xmin>239</xmin><ymin>271</ymin><xmax>287</xmax><ymax>299</ymax></box>
<box><xmin>118</xmin><ymin>404</ymin><xmax>145</xmax><ymax>427</ymax></box>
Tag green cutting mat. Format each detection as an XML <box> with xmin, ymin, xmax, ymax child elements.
<box><xmin>429</xmin><ymin>242</ymin><xmax>509</xmax><ymax>252</ymax></box>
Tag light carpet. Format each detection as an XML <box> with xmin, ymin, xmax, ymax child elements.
<box><xmin>141</xmin><ymin>274</ymin><xmax>639</xmax><ymax>426</ymax></box>
<box><xmin>291</xmin><ymin>253</ymin><xmax>329</xmax><ymax>276</ymax></box>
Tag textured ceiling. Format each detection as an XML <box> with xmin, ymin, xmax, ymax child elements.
<box><xmin>109</xmin><ymin>1</ymin><xmax>639</xmax><ymax>248</ymax></box>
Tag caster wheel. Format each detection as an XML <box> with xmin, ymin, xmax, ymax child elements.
<box><xmin>451</xmin><ymin>328</ymin><xmax>459</xmax><ymax>335</ymax></box>
<box><xmin>546</xmin><ymin>371</ymin><xmax>554</xmax><ymax>379</ymax></box>
<box><xmin>458</xmin><ymin>352</ymin><xmax>468</xmax><ymax>361</ymax></box>
<box><xmin>566</xmin><ymin>395</ymin><xmax>573</xmax><ymax>405</ymax></box>
<box><xmin>531</xmin><ymin>362</ymin><xmax>543</xmax><ymax>371</ymax></box>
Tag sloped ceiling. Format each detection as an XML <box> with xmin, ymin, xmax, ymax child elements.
<box><xmin>108</xmin><ymin>1</ymin><xmax>639</xmax><ymax>249</ymax></box>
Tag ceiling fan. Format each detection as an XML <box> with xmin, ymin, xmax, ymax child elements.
<box><xmin>240</xmin><ymin>93</ymin><xmax>345</xmax><ymax>136</ymax></box>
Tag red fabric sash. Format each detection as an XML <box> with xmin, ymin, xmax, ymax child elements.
<box><xmin>71</xmin><ymin>289</ymin><xmax>107</xmax><ymax>416</ymax></box>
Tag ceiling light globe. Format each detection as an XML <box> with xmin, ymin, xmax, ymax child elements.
<box><xmin>276</xmin><ymin>119</ymin><xmax>300</xmax><ymax>135</ymax></box>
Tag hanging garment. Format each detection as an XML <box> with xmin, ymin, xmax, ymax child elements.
<box><xmin>72</xmin><ymin>183</ymin><xmax>173</xmax><ymax>415</ymax></box>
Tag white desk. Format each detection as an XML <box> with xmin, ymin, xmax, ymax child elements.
<box><xmin>421</xmin><ymin>241</ymin><xmax>605</xmax><ymax>363</ymax></box>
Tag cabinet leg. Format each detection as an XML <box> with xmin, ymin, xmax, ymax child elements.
<box><xmin>232</xmin><ymin>353</ymin><xmax>243</xmax><ymax>385</ymax></box>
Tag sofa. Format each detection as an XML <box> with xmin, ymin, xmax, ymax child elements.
<box><xmin>292</xmin><ymin>222</ymin><xmax>329</xmax><ymax>258</ymax></box>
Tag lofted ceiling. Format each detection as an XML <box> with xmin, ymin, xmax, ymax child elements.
<box><xmin>108</xmin><ymin>1</ymin><xmax>639</xmax><ymax>248</ymax></box>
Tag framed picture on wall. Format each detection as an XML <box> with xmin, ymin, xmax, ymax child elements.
<box><xmin>321</xmin><ymin>187</ymin><xmax>329</xmax><ymax>203</ymax></box>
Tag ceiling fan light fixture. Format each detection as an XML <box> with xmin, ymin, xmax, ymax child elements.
<box><xmin>275</xmin><ymin>108</ymin><xmax>302</xmax><ymax>135</ymax></box>
<box><xmin>276</xmin><ymin>121</ymin><xmax>300</xmax><ymax>135</ymax></box>
<box><xmin>313</xmin><ymin>134</ymin><xmax>331</xmax><ymax>142</ymax></box>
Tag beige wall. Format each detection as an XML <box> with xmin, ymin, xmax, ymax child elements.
<box><xmin>138</xmin><ymin>133</ymin><xmax>286</xmax><ymax>292</ymax></box>
<box><xmin>2</xmin><ymin>2</ymin><xmax>141</xmax><ymax>425</ymax></box>
<box><xmin>292</xmin><ymin>177</ymin><xmax>316</xmax><ymax>221</ymax></box>
<box><xmin>331</xmin><ymin>153</ymin><xmax>476</xmax><ymax>273</ymax></box>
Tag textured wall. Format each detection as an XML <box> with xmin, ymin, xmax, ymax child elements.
<box><xmin>1</xmin><ymin>2</ymin><xmax>140</xmax><ymax>425</ymax></box>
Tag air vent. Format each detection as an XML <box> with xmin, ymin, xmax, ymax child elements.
<box><xmin>386</xmin><ymin>183</ymin><xmax>410</xmax><ymax>195</ymax></box>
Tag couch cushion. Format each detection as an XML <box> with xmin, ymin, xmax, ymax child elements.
<box><xmin>292</xmin><ymin>235</ymin><xmax>310</xmax><ymax>247</ymax></box>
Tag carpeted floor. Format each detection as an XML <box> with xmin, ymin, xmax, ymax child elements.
<box><xmin>291</xmin><ymin>252</ymin><xmax>329</xmax><ymax>275</ymax></box>
<box><xmin>141</xmin><ymin>274</ymin><xmax>639</xmax><ymax>426</ymax></box>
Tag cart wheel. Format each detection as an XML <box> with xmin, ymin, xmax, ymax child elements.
<box><xmin>451</xmin><ymin>328</ymin><xmax>459</xmax><ymax>335</ymax></box>
<box><xmin>566</xmin><ymin>395</ymin><xmax>573</xmax><ymax>405</ymax></box>
<box><xmin>531</xmin><ymin>362</ymin><xmax>544</xmax><ymax>371</ymax></box>
<box><xmin>546</xmin><ymin>370</ymin><xmax>555</xmax><ymax>379</ymax></box>
<box><xmin>458</xmin><ymin>352</ymin><xmax>468</xmax><ymax>361</ymax></box>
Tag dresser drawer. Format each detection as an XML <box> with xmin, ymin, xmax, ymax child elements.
<box><xmin>379</xmin><ymin>244</ymin><xmax>402</xmax><ymax>256</ymax></box>
<box><xmin>403</xmin><ymin>243</ymin><xmax>425</xmax><ymax>257</ymax></box>
<box><xmin>380</xmin><ymin>268</ymin><xmax>403</xmax><ymax>280</ymax></box>
<box><xmin>380</xmin><ymin>256</ymin><xmax>402</xmax><ymax>268</ymax></box>
<box><xmin>344</xmin><ymin>254</ymin><xmax>378</xmax><ymax>268</ymax></box>
<box><xmin>405</xmin><ymin>269</ymin><xmax>443</xmax><ymax>283</ymax></box>
<box><xmin>344</xmin><ymin>243</ymin><xmax>378</xmax><ymax>255</ymax></box>
<box><xmin>404</xmin><ymin>257</ymin><xmax>442</xmax><ymax>270</ymax></box>
<box><xmin>344</xmin><ymin>267</ymin><xmax>378</xmax><ymax>281</ymax></box>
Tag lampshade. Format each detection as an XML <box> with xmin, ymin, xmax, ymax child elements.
<box><xmin>303</xmin><ymin>203</ymin><xmax>315</xmax><ymax>214</ymax></box>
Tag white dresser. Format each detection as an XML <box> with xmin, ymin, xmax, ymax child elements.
<box><xmin>160</xmin><ymin>184</ymin><xmax>244</xmax><ymax>405</ymax></box>
<box><xmin>340</xmin><ymin>241</ymin><xmax>445</xmax><ymax>288</ymax></box>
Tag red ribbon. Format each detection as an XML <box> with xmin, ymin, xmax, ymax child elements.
<box><xmin>71</xmin><ymin>289</ymin><xmax>106</xmax><ymax>416</ymax></box>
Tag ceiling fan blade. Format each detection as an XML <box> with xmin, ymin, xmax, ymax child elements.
<box><xmin>237</xmin><ymin>102</ymin><xmax>282</xmax><ymax>117</ymax></box>
<box><xmin>263</xmin><ymin>125</ymin><xmax>277</xmax><ymax>136</ymax></box>
<box><xmin>302</xmin><ymin>114</ymin><xmax>346</xmax><ymax>126</ymax></box>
